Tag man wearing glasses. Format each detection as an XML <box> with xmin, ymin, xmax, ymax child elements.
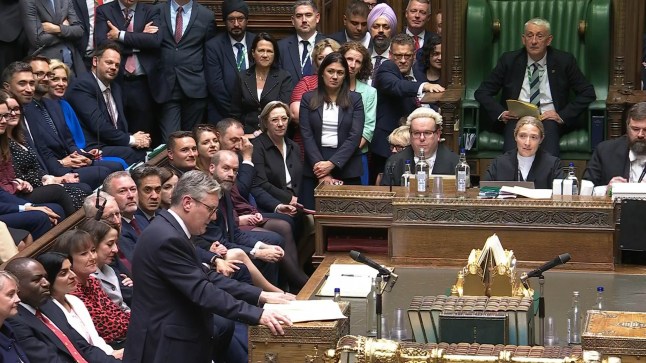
<box><xmin>371</xmin><ymin>33</ymin><xmax>444</xmax><ymax>184</ymax></box>
<box><xmin>475</xmin><ymin>18</ymin><xmax>595</xmax><ymax>157</ymax></box>
<box><xmin>381</xmin><ymin>107</ymin><xmax>458</xmax><ymax>185</ymax></box>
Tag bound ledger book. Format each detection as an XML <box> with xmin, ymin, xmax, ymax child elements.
<box><xmin>506</xmin><ymin>100</ymin><xmax>540</xmax><ymax>118</ymax></box>
<box><xmin>408</xmin><ymin>295</ymin><xmax>534</xmax><ymax>346</ymax></box>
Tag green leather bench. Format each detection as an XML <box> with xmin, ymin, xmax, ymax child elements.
<box><xmin>462</xmin><ymin>0</ymin><xmax>610</xmax><ymax>160</ymax></box>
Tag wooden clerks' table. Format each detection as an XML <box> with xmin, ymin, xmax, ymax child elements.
<box><xmin>314</xmin><ymin>185</ymin><xmax>616</xmax><ymax>270</ymax></box>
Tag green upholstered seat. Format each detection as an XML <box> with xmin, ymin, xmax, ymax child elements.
<box><xmin>463</xmin><ymin>0</ymin><xmax>610</xmax><ymax>159</ymax></box>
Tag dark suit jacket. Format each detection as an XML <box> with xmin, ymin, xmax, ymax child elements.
<box><xmin>8</xmin><ymin>301</ymin><xmax>119</xmax><ymax>363</ymax></box>
<box><xmin>372</xmin><ymin>60</ymin><xmax>424</xmax><ymax>158</ymax></box>
<box><xmin>205</xmin><ymin>31</ymin><xmax>256</xmax><ymax>121</ymax></box>
<box><xmin>71</xmin><ymin>0</ymin><xmax>90</xmax><ymax>58</ymax></box>
<box><xmin>474</xmin><ymin>47</ymin><xmax>596</xmax><ymax>128</ymax></box>
<box><xmin>94</xmin><ymin>1</ymin><xmax>164</xmax><ymax>103</ymax></box>
<box><xmin>124</xmin><ymin>209</ymin><xmax>263</xmax><ymax>363</ymax></box>
<box><xmin>0</xmin><ymin>322</ymin><xmax>30</xmax><ymax>363</ymax></box>
<box><xmin>230</xmin><ymin>65</ymin><xmax>293</xmax><ymax>134</ymax></box>
<box><xmin>277</xmin><ymin>33</ymin><xmax>326</xmax><ymax>88</ymax></box>
<box><xmin>327</xmin><ymin>30</ymin><xmax>347</xmax><ymax>45</ymax></box>
<box><xmin>21</xmin><ymin>0</ymin><xmax>86</xmax><ymax>74</ymax></box>
<box><xmin>251</xmin><ymin>133</ymin><xmax>302</xmax><ymax>209</ymax></box>
<box><xmin>0</xmin><ymin>0</ymin><xmax>23</xmax><ymax>42</ymax></box>
<box><xmin>299</xmin><ymin>91</ymin><xmax>365</xmax><ymax>179</ymax></box>
<box><xmin>482</xmin><ymin>149</ymin><xmax>564</xmax><ymax>189</ymax></box>
<box><xmin>156</xmin><ymin>1</ymin><xmax>216</xmax><ymax>103</ymax></box>
<box><xmin>23</xmin><ymin>98</ymin><xmax>82</xmax><ymax>176</ymax></box>
<box><xmin>65</xmin><ymin>71</ymin><xmax>131</xmax><ymax>148</ymax></box>
<box><xmin>583</xmin><ymin>135</ymin><xmax>630</xmax><ymax>186</ymax></box>
<box><xmin>381</xmin><ymin>145</ymin><xmax>459</xmax><ymax>185</ymax></box>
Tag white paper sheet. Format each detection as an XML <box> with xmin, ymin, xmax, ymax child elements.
<box><xmin>263</xmin><ymin>300</ymin><xmax>347</xmax><ymax>323</ymax></box>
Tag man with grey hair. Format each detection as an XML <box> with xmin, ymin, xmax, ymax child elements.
<box><xmin>124</xmin><ymin>170</ymin><xmax>292</xmax><ymax>363</ymax></box>
<box><xmin>82</xmin><ymin>192</ymin><xmax>122</xmax><ymax>228</ymax></box>
<box><xmin>381</xmin><ymin>107</ymin><xmax>458</xmax><ymax>185</ymax></box>
<box><xmin>584</xmin><ymin>102</ymin><xmax>646</xmax><ymax>187</ymax></box>
<box><xmin>475</xmin><ymin>17</ymin><xmax>595</xmax><ymax>157</ymax></box>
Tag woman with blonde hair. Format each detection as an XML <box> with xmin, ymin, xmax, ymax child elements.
<box><xmin>483</xmin><ymin>116</ymin><xmax>564</xmax><ymax>188</ymax></box>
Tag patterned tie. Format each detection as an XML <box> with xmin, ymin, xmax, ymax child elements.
<box><xmin>413</xmin><ymin>35</ymin><xmax>420</xmax><ymax>51</ymax></box>
<box><xmin>36</xmin><ymin>101</ymin><xmax>58</xmax><ymax>135</ymax></box>
<box><xmin>372</xmin><ymin>55</ymin><xmax>385</xmax><ymax>80</ymax></box>
<box><xmin>234</xmin><ymin>42</ymin><xmax>246</xmax><ymax>71</ymax></box>
<box><xmin>529</xmin><ymin>62</ymin><xmax>541</xmax><ymax>106</ymax></box>
<box><xmin>174</xmin><ymin>6</ymin><xmax>183</xmax><ymax>43</ymax></box>
<box><xmin>300</xmin><ymin>40</ymin><xmax>312</xmax><ymax>76</ymax></box>
<box><xmin>124</xmin><ymin>8</ymin><xmax>137</xmax><ymax>74</ymax></box>
<box><xmin>103</xmin><ymin>88</ymin><xmax>118</xmax><ymax>128</ymax></box>
<box><xmin>36</xmin><ymin>310</ymin><xmax>89</xmax><ymax>363</ymax></box>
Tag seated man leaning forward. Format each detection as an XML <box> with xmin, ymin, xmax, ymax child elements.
<box><xmin>583</xmin><ymin>102</ymin><xmax>646</xmax><ymax>188</ymax></box>
<box><xmin>474</xmin><ymin>17</ymin><xmax>595</xmax><ymax>157</ymax></box>
<box><xmin>381</xmin><ymin>107</ymin><xmax>458</xmax><ymax>185</ymax></box>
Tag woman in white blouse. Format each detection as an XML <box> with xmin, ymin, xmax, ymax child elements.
<box><xmin>36</xmin><ymin>252</ymin><xmax>124</xmax><ymax>359</ymax></box>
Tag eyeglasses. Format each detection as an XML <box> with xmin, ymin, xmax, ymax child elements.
<box><xmin>102</xmin><ymin>211</ymin><xmax>121</xmax><ymax>222</ymax></box>
<box><xmin>391</xmin><ymin>53</ymin><xmax>414</xmax><ymax>61</ymax></box>
<box><xmin>390</xmin><ymin>144</ymin><xmax>407</xmax><ymax>152</ymax></box>
<box><xmin>33</xmin><ymin>71</ymin><xmax>54</xmax><ymax>79</ymax></box>
<box><xmin>0</xmin><ymin>107</ymin><xmax>20</xmax><ymax>120</ymax></box>
<box><xmin>226</xmin><ymin>16</ymin><xmax>246</xmax><ymax>24</ymax></box>
<box><xmin>411</xmin><ymin>130</ymin><xmax>437</xmax><ymax>139</ymax></box>
<box><xmin>192</xmin><ymin>197</ymin><xmax>218</xmax><ymax>217</ymax></box>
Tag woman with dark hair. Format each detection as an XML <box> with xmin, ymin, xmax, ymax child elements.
<box><xmin>299</xmin><ymin>52</ymin><xmax>365</xmax><ymax>208</ymax></box>
<box><xmin>230</xmin><ymin>32</ymin><xmax>292</xmax><ymax>139</ymax></box>
<box><xmin>413</xmin><ymin>35</ymin><xmax>442</xmax><ymax>84</ymax></box>
<box><xmin>339</xmin><ymin>41</ymin><xmax>377</xmax><ymax>185</ymax></box>
<box><xmin>51</xmin><ymin>229</ymin><xmax>130</xmax><ymax>346</ymax></box>
<box><xmin>0</xmin><ymin>91</ymin><xmax>75</xmax><ymax>216</ymax></box>
<box><xmin>158</xmin><ymin>166</ymin><xmax>180</xmax><ymax>210</ymax></box>
<box><xmin>192</xmin><ymin>124</ymin><xmax>220</xmax><ymax>172</ymax></box>
<box><xmin>0</xmin><ymin>270</ymin><xmax>29</xmax><ymax>363</ymax></box>
<box><xmin>36</xmin><ymin>251</ymin><xmax>123</xmax><ymax>358</ymax></box>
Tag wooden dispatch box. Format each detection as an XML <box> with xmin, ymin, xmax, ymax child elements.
<box><xmin>248</xmin><ymin>301</ymin><xmax>350</xmax><ymax>363</ymax></box>
<box><xmin>582</xmin><ymin>310</ymin><xmax>646</xmax><ymax>357</ymax></box>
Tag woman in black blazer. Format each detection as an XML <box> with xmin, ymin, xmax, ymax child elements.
<box><xmin>299</xmin><ymin>52</ymin><xmax>365</xmax><ymax>208</ymax></box>
<box><xmin>483</xmin><ymin>116</ymin><xmax>564</xmax><ymax>189</ymax></box>
<box><xmin>0</xmin><ymin>271</ymin><xmax>30</xmax><ymax>363</ymax></box>
<box><xmin>230</xmin><ymin>32</ymin><xmax>292</xmax><ymax>138</ymax></box>
<box><xmin>252</xmin><ymin>101</ymin><xmax>303</xmax><ymax>210</ymax></box>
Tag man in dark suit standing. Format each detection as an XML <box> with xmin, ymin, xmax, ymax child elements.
<box><xmin>124</xmin><ymin>170</ymin><xmax>291</xmax><ymax>363</ymax></box>
<box><xmin>0</xmin><ymin>0</ymin><xmax>28</xmax><ymax>72</ymax></box>
<box><xmin>328</xmin><ymin>0</ymin><xmax>371</xmax><ymax>49</ymax></box>
<box><xmin>583</xmin><ymin>102</ymin><xmax>646</xmax><ymax>187</ymax></box>
<box><xmin>277</xmin><ymin>0</ymin><xmax>325</xmax><ymax>88</ymax></box>
<box><xmin>381</xmin><ymin>107</ymin><xmax>458</xmax><ymax>185</ymax></box>
<box><xmin>402</xmin><ymin>0</ymin><xmax>435</xmax><ymax>52</ymax></box>
<box><xmin>6</xmin><ymin>258</ymin><xmax>119</xmax><ymax>363</ymax></box>
<box><xmin>95</xmin><ymin>0</ymin><xmax>163</xmax><ymax>143</ymax></box>
<box><xmin>474</xmin><ymin>18</ymin><xmax>596</xmax><ymax>157</ymax></box>
<box><xmin>66</xmin><ymin>42</ymin><xmax>151</xmax><ymax>165</ymax></box>
<box><xmin>205</xmin><ymin>0</ymin><xmax>256</xmax><ymax>123</ymax></box>
<box><xmin>157</xmin><ymin>0</ymin><xmax>216</xmax><ymax>143</ymax></box>
<box><xmin>371</xmin><ymin>33</ymin><xmax>444</xmax><ymax>184</ymax></box>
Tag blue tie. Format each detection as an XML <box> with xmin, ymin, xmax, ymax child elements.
<box><xmin>301</xmin><ymin>40</ymin><xmax>312</xmax><ymax>76</ymax></box>
<box><xmin>234</xmin><ymin>43</ymin><xmax>246</xmax><ymax>71</ymax></box>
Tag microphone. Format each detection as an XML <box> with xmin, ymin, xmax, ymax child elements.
<box><xmin>521</xmin><ymin>253</ymin><xmax>571</xmax><ymax>281</ymax></box>
<box><xmin>94</xmin><ymin>189</ymin><xmax>107</xmax><ymax>220</ymax></box>
<box><xmin>349</xmin><ymin>250</ymin><xmax>391</xmax><ymax>276</ymax></box>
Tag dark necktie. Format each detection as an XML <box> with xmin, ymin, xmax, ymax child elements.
<box><xmin>35</xmin><ymin>101</ymin><xmax>58</xmax><ymax>135</ymax></box>
<box><xmin>372</xmin><ymin>55</ymin><xmax>384</xmax><ymax>80</ymax></box>
<box><xmin>300</xmin><ymin>40</ymin><xmax>312</xmax><ymax>76</ymax></box>
<box><xmin>36</xmin><ymin>310</ymin><xmax>89</xmax><ymax>363</ymax></box>
<box><xmin>529</xmin><ymin>62</ymin><xmax>541</xmax><ymax>106</ymax></box>
<box><xmin>174</xmin><ymin>6</ymin><xmax>183</xmax><ymax>43</ymax></box>
<box><xmin>130</xmin><ymin>218</ymin><xmax>142</xmax><ymax>235</ymax></box>
<box><xmin>234</xmin><ymin>42</ymin><xmax>246</xmax><ymax>71</ymax></box>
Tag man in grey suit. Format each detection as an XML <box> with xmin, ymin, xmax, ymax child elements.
<box><xmin>157</xmin><ymin>0</ymin><xmax>216</xmax><ymax>143</ymax></box>
<box><xmin>21</xmin><ymin>0</ymin><xmax>86</xmax><ymax>75</ymax></box>
<box><xmin>0</xmin><ymin>0</ymin><xmax>29</xmax><ymax>72</ymax></box>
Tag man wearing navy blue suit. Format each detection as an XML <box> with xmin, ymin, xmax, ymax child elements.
<box><xmin>278</xmin><ymin>0</ymin><xmax>326</xmax><ymax>88</ymax></box>
<box><xmin>205</xmin><ymin>0</ymin><xmax>256</xmax><ymax>123</ymax></box>
<box><xmin>328</xmin><ymin>0</ymin><xmax>371</xmax><ymax>49</ymax></box>
<box><xmin>474</xmin><ymin>18</ymin><xmax>595</xmax><ymax>157</ymax></box>
<box><xmin>6</xmin><ymin>258</ymin><xmax>119</xmax><ymax>363</ymax></box>
<box><xmin>66</xmin><ymin>42</ymin><xmax>151</xmax><ymax>165</ymax></box>
<box><xmin>371</xmin><ymin>33</ymin><xmax>443</xmax><ymax>183</ymax></box>
<box><xmin>95</xmin><ymin>0</ymin><xmax>163</xmax><ymax>143</ymax></box>
<box><xmin>123</xmin><ymin>171</ymin><xmax>291</xmax><ymax>363</ymax></box>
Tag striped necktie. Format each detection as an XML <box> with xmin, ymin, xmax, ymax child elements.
<box><xmin>529</xmin><ymin>62</ymin><xmax>541</xmax><ymax>106</ymax></box>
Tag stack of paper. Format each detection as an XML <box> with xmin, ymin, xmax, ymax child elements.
<box><xmin>500</xmin><ymin>186</ymin><xmax>552</xmax><ymax>199</ymax></box>
<box><xmin>263</xmin><ymin>300</ymin><xmax>347</xmax><ymax>323</ymax></box>
<box><xmin>317</xmin><ymin>264</ymin><xmax>379</xmax><ymax>298</ymax></box>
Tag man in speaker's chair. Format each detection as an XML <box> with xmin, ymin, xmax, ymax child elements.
<box><xmin>474</xmin><ymin>18</ymin><xmax>596</xmax><ymax>157</ymax></box>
